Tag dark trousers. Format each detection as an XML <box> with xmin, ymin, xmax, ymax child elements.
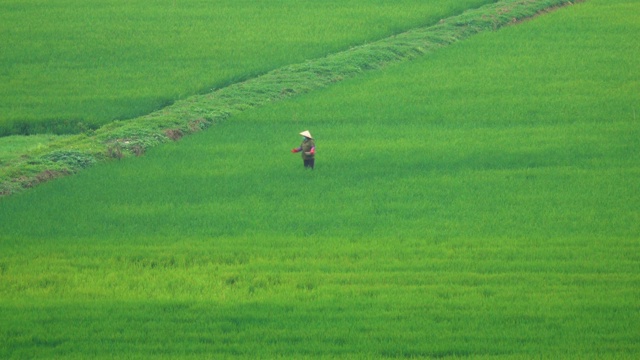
<box><xmin>303</xmin><ymin>159</ymin><xmax>315</xmax><ymax>169</ymax></box>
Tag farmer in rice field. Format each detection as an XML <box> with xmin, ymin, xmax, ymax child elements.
<box><xmin>291</xmin><ymin>130</ymin><xmax>315</xmax><ymax>169</ymax></box>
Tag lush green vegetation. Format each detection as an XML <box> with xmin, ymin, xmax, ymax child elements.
<box><xmin>1</xmin><ymin>0</ymin><xmax>639</xmax><ymax>358</ymax></box>
<box><xmin>0</xmin><ymin>135</ymin><xmax>70</xmax><ymax>164</ymax></box>
<box><xmin>0</xmin><ymin>0</ymin><xmax>492</xmax><ymax>135</ymax></box>
<box><xmin>0</xmin><ymin>0</ymin><xmax>580</xmax><ymax>197</ymax></box>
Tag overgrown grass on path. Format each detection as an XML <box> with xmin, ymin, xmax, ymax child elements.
<box><xmin>0</xmin><ymin>0</ymin><xmax>638</xmax><ymax>358</ymax></box>
<box><xmin>0</xmin><ymin>0</ymin><xmax>579</xmax><ymax>197</ymax></box>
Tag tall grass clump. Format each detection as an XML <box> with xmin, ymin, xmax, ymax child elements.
<box><xmin>0</xmin><ymin>0</ymin><xmax>638</xmax><ymax>358</ymax></box>
<box><xmin>0</xmin><ymin>0</ymin><xmax>493</xmax><ymax>135</ymax></box>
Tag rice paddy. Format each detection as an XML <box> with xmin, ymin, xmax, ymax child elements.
<box><xmin>0</xmin><ymin>0</ymin><xmax>638</xmax><ymax>358</ymax></box>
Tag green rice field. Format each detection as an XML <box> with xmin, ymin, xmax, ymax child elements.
<box><xmin>1</xmin><ymin>0</ymin><xmax>639</xmax><ymax>358</ymax></box>
<box><xmin>0</xmin><ymin>0</ymin><xmax>491</xmax><ymax>135</ymax></box>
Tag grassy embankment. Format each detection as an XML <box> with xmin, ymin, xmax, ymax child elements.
<box><xmin>1</xmin><ymin>0</ymin><xmax>638</xmax><ymax>358</ymax></box>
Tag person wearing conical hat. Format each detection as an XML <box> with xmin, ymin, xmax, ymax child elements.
<box><xmin>291</xmin><ymin>130</ymin><xmax>316</xmax><ymax>169</ymax></box>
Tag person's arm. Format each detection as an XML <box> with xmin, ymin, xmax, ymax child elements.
<box><xmin>291</xmin><ymin>146</ymin><xmax>302</xmax><ymax>153</ymax></box>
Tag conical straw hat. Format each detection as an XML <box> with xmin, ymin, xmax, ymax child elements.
<box><xmin>300</xmin><ymin>130</ymin><xmax>313</xmax><ymax>139</ymax></box>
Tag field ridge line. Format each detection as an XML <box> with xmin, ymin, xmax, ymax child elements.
<box><xmin>0</xmin><ymin>0</ymin><xmax>581</xmax><ymax>197</ymax></box>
